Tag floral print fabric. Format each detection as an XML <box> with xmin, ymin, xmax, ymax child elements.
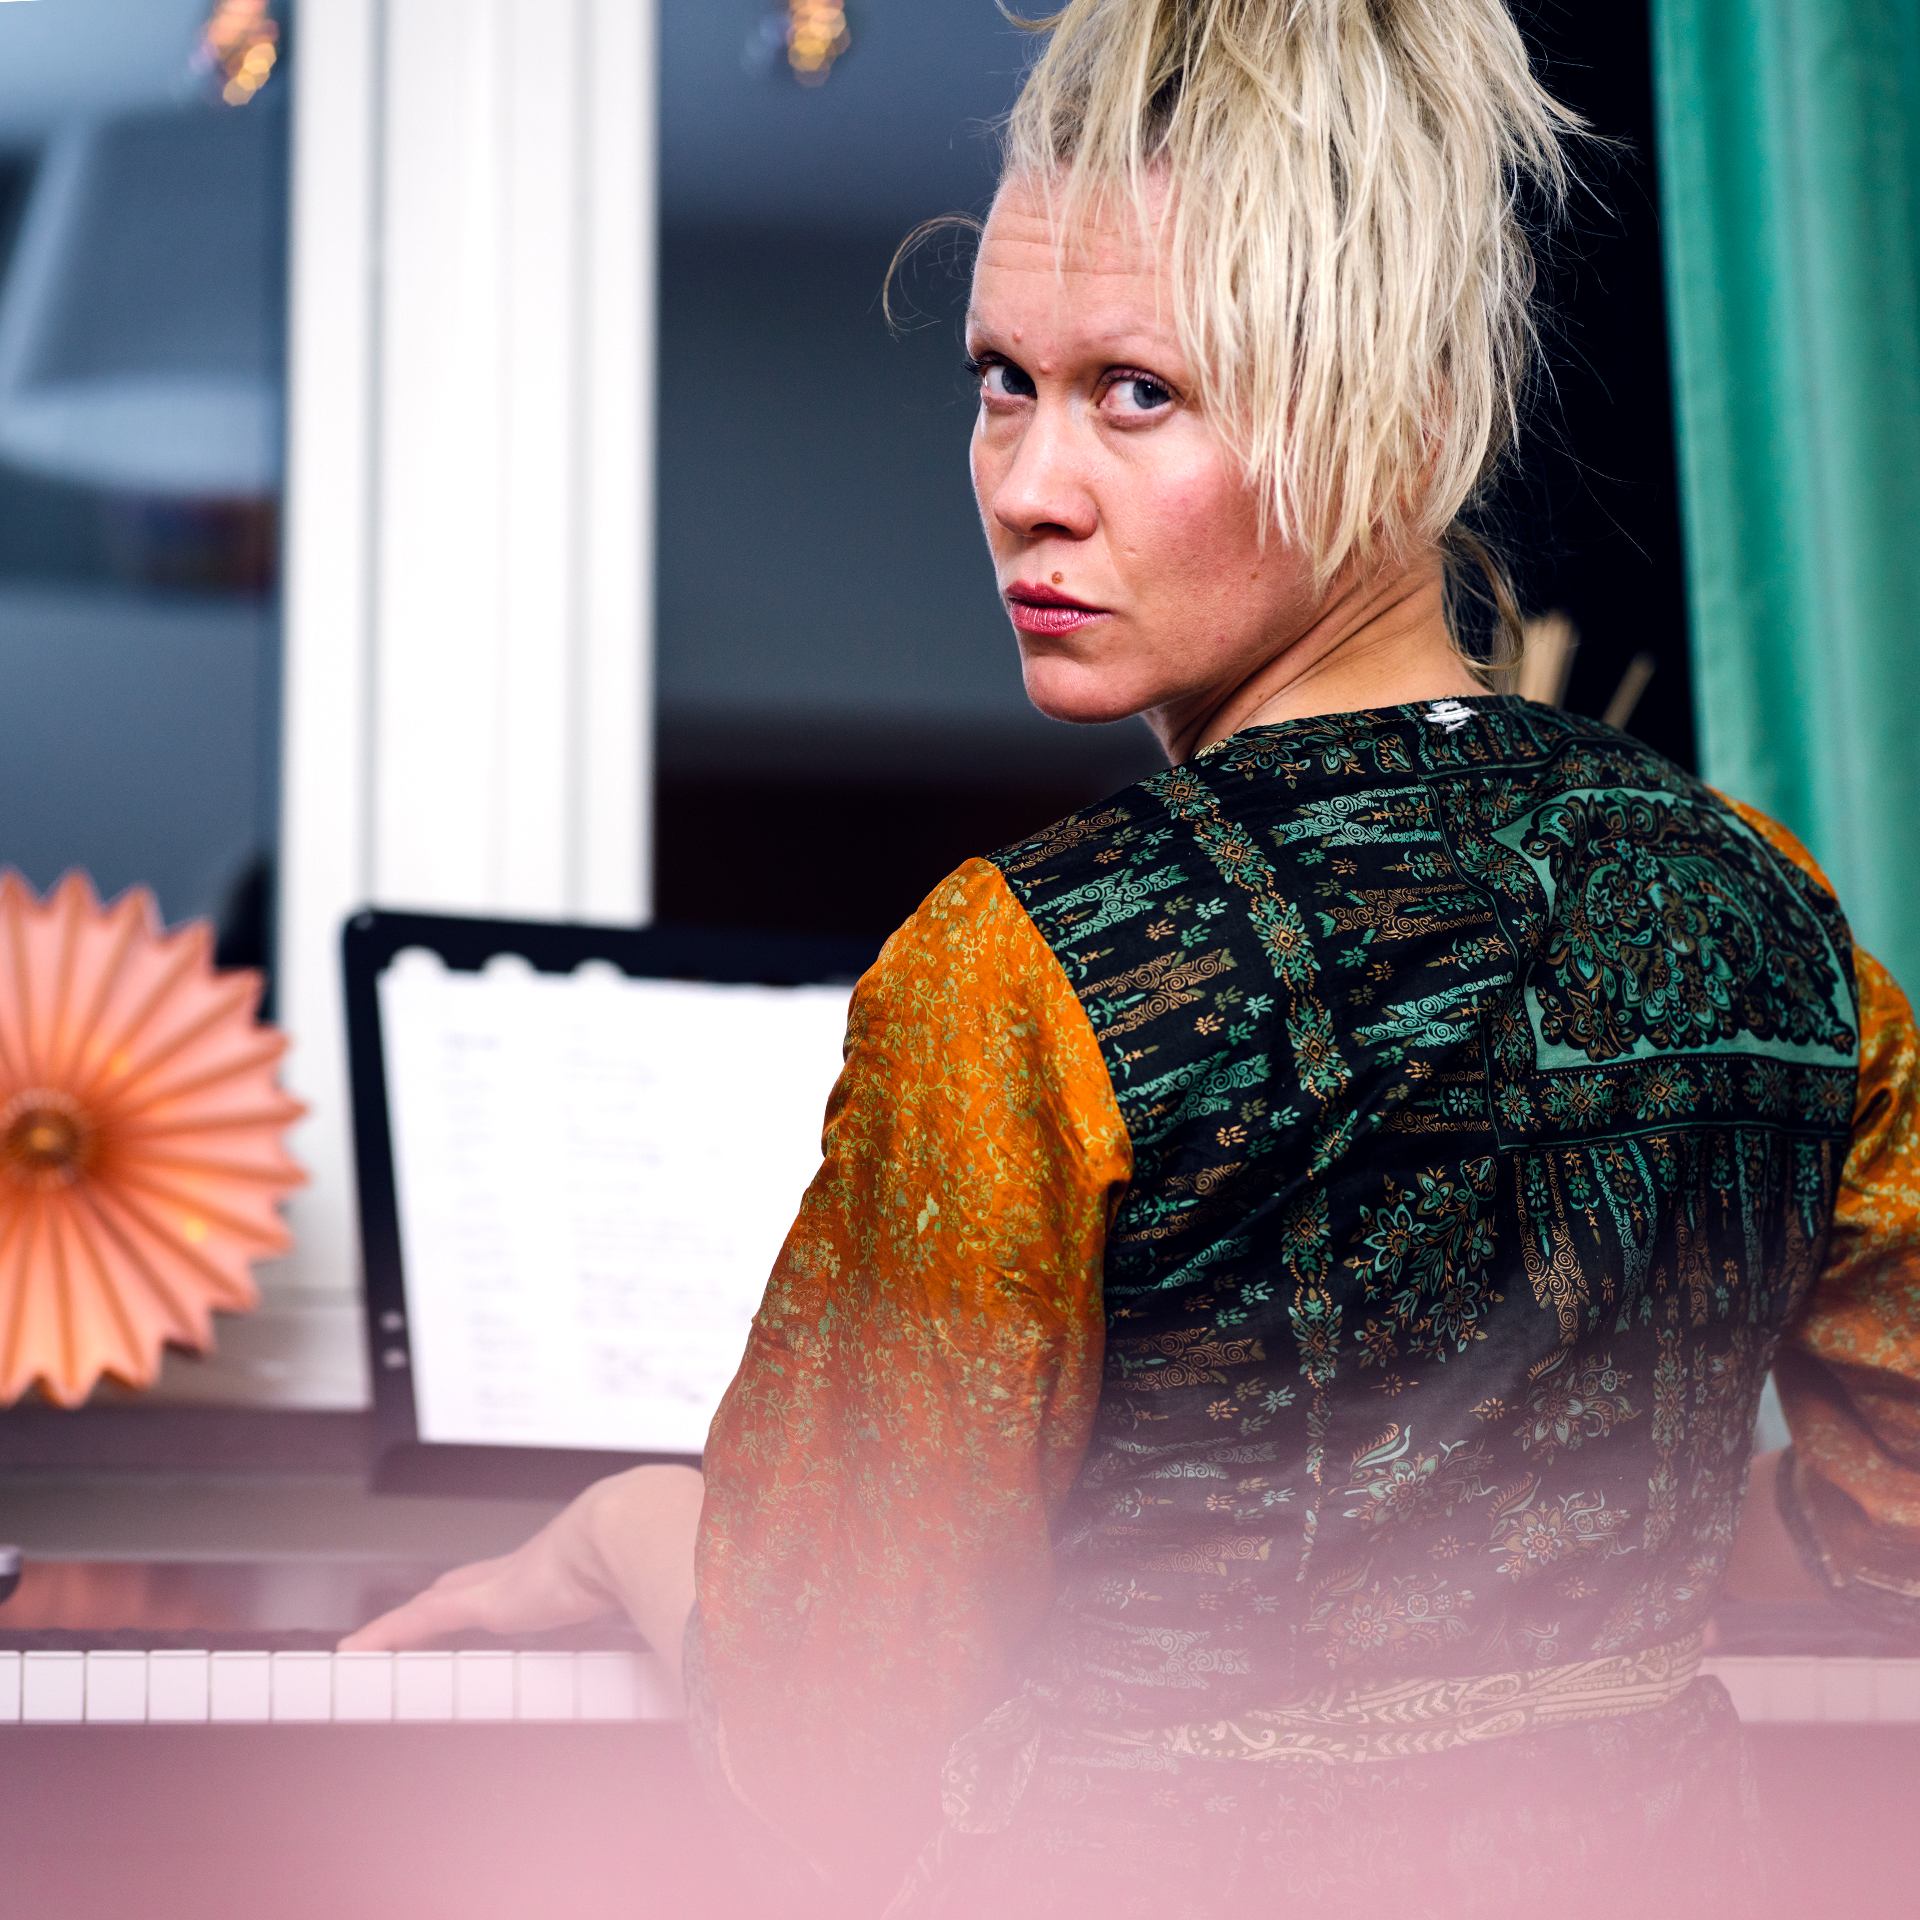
<box><xmin>695</xmin><ymin>858</ymin><xmax>1130</xmax><ymax>1894</ymax></box>
<box><xmin>991</xmin><ymin>700</ymin><xmax>1854</xmax><ymax>1727</ymax></box>
<box><xmin>1722</xmin><ymin>802</ymin><xmax>1920</xmax><ymax>1616</ymax></box>
<box><xmin>694</xmin><ymin>696</ymin><xmax>1920</xmax><ymax>1903</ymax></box>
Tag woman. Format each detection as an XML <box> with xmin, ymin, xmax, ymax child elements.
<box><xmin>349</xmin><ymin>2</ymin><xmax>1920</xmax><ymax>1913</ymax></box>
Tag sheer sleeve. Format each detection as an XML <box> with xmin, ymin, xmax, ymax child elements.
<box><xmin>691</xmin><ymin>857</ymin><xmax>1132</xmax><ymax>1895</ymax></box>
<box><xmin>1774</xmin><ymin>944</ymin><xmax>1920</xmax><ymax>1624</ymax></box>
<box><xmin>1722</xmin><ymin>797</ymin><xmax>1920</xmax><ymax>1625</ymax></box>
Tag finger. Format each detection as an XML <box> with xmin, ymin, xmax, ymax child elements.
<box><xmin>426</xmin><ymin>1555</ymin><xmax>511</xmax><ymax>1595</ymax></box>
<box><xmin>338</xmin><ymin>1584</ymin><xmax>491</xmax><ymax>1652</ymax></box>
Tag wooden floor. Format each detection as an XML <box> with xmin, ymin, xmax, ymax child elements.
<box><xmin>2</xmin><ymin>1720</ymin><xmax>1917</xmax><ymax>1920</ymax></box>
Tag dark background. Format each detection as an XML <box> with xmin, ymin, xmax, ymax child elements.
<box><xmin>654</xmin><ymin>0</ymin><xmax>1698</xmax><ymax>942</ymax></box>
<box><xmin>1502</xmin><ymin>0</ymin><xmax>1695</xmax><ymax>771</ymax></box>
<box><xmin>0</xmin><ymin>2</ymin><xmax>1700</xmax><ymax>958</ymax></box>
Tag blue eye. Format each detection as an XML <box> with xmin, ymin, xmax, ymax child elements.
<box><xmin>1114</xmin><ymin>375</ymin><xmax>1173</xmax><ymax>412</ymax></box>
<box><xmin>978</xmin><ymin>360</ymin><xmax>1036</xmax><ymax>401</ymax></box>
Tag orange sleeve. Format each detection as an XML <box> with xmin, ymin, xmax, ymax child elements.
<box><xmin>1775</xmin><ymin>947</ymin><xmax>1920</xmax><ymax>1614</ymax></box>
<box><xmin>1722</xmin><ymin>795</ymin><xmax>1920</xmax><ymax>1616</ymax></box>
<box><xmin>692</xmin><ymin>857</ymin><xmax>1131</xmax><ymax>1891</ymax></box>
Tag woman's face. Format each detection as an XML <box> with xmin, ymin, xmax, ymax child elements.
<box><xmin>967</xmin><ymin>176</ymin><xmax>1323</xmax><ymax>743</ymax></box>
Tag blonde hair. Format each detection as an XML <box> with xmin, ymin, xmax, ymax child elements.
<box><xmin>1001</xmin><ymin>0</ymin><xmax>1577</xmax><ymax>594</ymax></box>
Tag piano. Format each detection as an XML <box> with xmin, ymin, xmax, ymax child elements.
<box><xmin>4</xmin><ymin>1565</ymin><xmax>1919</xmax><ymax>1728</ymax></box>
<box><xmin>0</xmin><ymin>1554</ymin><xmax>741</xmax><ymax>1920</ymax></box>
<box><xmin>0</xmin><ymin>1639</ymin><xmax>676</xmax><ymax>1724</ymax></box>
<box><xmin>4</xmin><ymin>1565</ymin><xmax>1920</xmax><ymax>1920</ymax></box>
<box><xmin>0</xmin><ymin>1554</ymin><xmax>678</xmax><ymax>1724</ymax></box>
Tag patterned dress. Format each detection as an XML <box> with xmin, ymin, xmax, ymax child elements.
<box><xmin>691</xmin><ymin>698</ymin><xmax>1920</xmax><ymax>1916</ymax></box>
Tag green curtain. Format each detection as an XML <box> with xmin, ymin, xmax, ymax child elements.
<box><xmin>1652</xmin><ymin>0</ymin><xmax>1920</xmax><ymax>992</ymax></box>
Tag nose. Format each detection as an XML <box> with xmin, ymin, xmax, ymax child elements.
<box><xmin>982</xmin><ymin>401</ymin><xmax>1097</xmax><ymax>546</ymax></box>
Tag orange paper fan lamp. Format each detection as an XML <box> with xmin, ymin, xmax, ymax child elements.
<box><xmin>0</xmin><ymin>870</ymin><xmax>306</xmax><ymax>1407</ymax></box>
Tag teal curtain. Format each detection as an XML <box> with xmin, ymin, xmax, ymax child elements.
<box><xmin>1652</xmin><ymin>0</ymin><xmax>1920</xmax><ymax>992</ymax></box>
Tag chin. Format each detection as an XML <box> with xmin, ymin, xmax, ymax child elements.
<box><xmin>1019</xmin><ymin>655</ymin><xmax>1156</xmax><ymax>728</ymax></box>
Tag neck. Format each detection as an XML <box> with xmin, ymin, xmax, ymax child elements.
<box><xmin>1147</xmin><ymin>554</ymin><xmax>1479</xmax><ymax>764</ymax></box>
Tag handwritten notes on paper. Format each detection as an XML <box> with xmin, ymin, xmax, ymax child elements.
<box><xmin>379</xmin><ymin>951</ymin><xmax>852</xmax><ymax>1454</ymax></box>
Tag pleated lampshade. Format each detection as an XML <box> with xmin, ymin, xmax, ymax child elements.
<box><xmin>0</xmin><ymin>869</ymin><xmax>305</xmax><ymax>1406</ymax></box>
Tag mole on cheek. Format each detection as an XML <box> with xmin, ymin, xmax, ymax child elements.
<box><xmin>1052</xmin><ymin>572</ymin><xmax>1064</xmax><ymax>585</ymax></box>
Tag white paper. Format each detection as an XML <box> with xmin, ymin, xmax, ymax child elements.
<box><xmin>379</xmin><ymin>951</ymin><xmax>851</xmax><ymax>1453</ymax></box>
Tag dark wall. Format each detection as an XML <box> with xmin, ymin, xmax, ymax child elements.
<box><xmin>655</xmin><ymin>223</ymin><xmax>1008</xmax><ymax>736</ymax></box>
<box><xmin>1506</xmin><ymin>1</ymin><xmax>1696</xmax><ymax>770</ymax></box>
<box><xmin>651</xmin><ymin>0</ymin><xmax>1697</xmax><ymax>937</ymax></box>
<box><xmin>652</xmin><ymin>221</ymin><xmax>1164</xmax><ymax>940</ymax></box>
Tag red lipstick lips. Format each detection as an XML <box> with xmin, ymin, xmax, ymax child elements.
<box><xmin>1005</xmin><ymin>581</ymin><xmax>1107</xmax><ymax>637</ymax></box>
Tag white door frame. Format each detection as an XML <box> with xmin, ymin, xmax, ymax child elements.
<box><xmin>231</xmin><ymin>0</ymin><xmax>656</xmax><ymax>1408</ymax></box>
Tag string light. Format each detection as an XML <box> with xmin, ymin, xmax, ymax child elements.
<box><xmin>191</xmin><ymin>0</ymin><xmax>280</xmax><ymax>108</ymax></box>
<box><xmin>785</xmin><ymin>0</ymin><xmax>851</xmax><ymax>86</ymax></box>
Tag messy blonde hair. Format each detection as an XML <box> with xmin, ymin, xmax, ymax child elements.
<box><xmin>1002</xmin><ymin>0</ymin><xmax>1576</xmax><ymax>595</ymax></box>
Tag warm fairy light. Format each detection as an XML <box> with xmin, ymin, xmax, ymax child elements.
<box><xmin>786</xmin><ymin>0</ymin><xmax>850</xmax><ymax>84</ymax></box>
<box><xmin>192</xmin><ymin>0</ymin><xmax>280</xmax><ymax>107</ymax></box>
<box><xmin>0</xmin><ymin>871</ymin><xmax>306</xmax><ymax>1407</ymax></box>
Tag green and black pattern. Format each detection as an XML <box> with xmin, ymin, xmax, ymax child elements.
<box><xmin>990</xmin><ymin>696</ymin><xmax>1856</xmax><ymax>1723</ymax></box>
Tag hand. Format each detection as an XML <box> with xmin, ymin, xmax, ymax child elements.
<box><xmin>340</xmin><ymin>1464</ymin><xmax>705</xmax><ymax>1671</ymax></box>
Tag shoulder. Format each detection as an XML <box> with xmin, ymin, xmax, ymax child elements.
<box><xmin>850</xmin><ymin>856</ymin><xmax>1111</xmax><ymax>1083</ymax></box>
<box><xmin>862</xmin><ymin>856</ymin><xmax>1055</xmax><ymax>1008</ymax></box>
<box><xmin>1710</xmin><ymin>790</ymin><xmax>1841</xmax><ymax>899</ymax></box>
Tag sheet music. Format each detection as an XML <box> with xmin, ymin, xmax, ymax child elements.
<box><xmin>379</xmin><ymin>951</ymin><xmax>852</xmax><ymax>1453</ymax></box>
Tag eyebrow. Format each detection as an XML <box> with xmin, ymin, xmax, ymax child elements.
<box><xmin>962</xmin><ymin>327</ymin><xmax>1178</xmax><ymax>367</ymax></box>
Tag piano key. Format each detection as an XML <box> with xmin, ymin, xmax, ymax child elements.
<box><xmin>394</xmin><ymin>1650</ymin><xmax>455</xmax><ymax>1722</ymax></box>
<box><xmin>271</xmin><ymin>1651</ymin><xmax>334</xmax><ymax>1722</ymax></box>
<box><xmin>210</xmin><ymin>1651</ymin><xmax>270</xmax><ymax>1723</ymax></box>
<box><xmin>631</xmin><ymin>1653</ymin><xmax>683</xmax><ymax>1721</ymax></box>
<box><xmin>577</xmin><ymin>1651</ymin><xmax>639</xmax><ymax>1721</ymax></box>
<box><xmin>22</xmin><ymin>1651</ymin><xmax>84</xmax><ymax>1722</ymax></box>
<box><xmin>148</xmin><ymin>1651</ymin><xmax>210</xmax><ymax>1723</ymax></box>
<box><xmin>1875</xmin><ymin>1659</ymin><xmax>1920</xmax><ymax>1722</ymax></box>
<box><xmin>1819</xmin><ymin>1657</ymin><xmax>1881</xmax><ymax>1724</ymax></box>
<box><xmin>85</xmin><ymin>1651</ymin><xmax>148</xmax><ymax>1722</ymax></box>
<box><xmin>515</xmin><ymin>1650</ymin><xmax>576</xmax><ymax>1721</ymax></box>
<box><xmin>455</xmin><ymin>1650</ymin><xmax>515</xmax><ymax>1722</ymax></box>
<box><xmin>333</xmin><ymin>1651</ymin><xmax>394</xmax><ymax>1723</ymax></box>
<box><xmin>0</xmin><ymin>1651</ymin><xmax>20</xmax><ymax>1723</ymax></box>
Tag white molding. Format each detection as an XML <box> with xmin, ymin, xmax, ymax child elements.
<box><xmin>269</xmin><ymin>0</ymin><xmax>383</xmax><ymax>1392</ymax></box>
<box><xmin>257</xmin><ymin>0</ymin><xmax>655</xmax><ymax>1407</ymax></box>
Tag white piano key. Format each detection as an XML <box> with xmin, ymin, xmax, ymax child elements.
<box><xmin>630</xmin><ymin>1652</ymin><xmax>680</xmax><ymax>1721</ymax></box>
<box><xmin>515</xmin><ymin>1651</ymin><xmax>577</xmax><ymax>1721</ymax></box>
<box><xmin>1819</xmin><ymin>1657</ymin><xmax>1880</xmax><ymax>1724</ymax></box>
<box><xmin>148</xmin><ymin>1652</ymin><xmax>210</xmax><ymax>1723</ymax></box>
<box><xmin>0</xmin><ymin>1651</ymin><xmax>20</xmax><ymax>1722</ymax></box>
<box><xmin>576</xmin><ymin>1652</ymin><xmax>640</xmax><ymax>1721</ymax></box>
<box><xmin>1770</xmin><ymin>1657</ymin><xmax>1826</xmax><ymax>1722</ymax></box>
<box><xmin>394</xmin><ymin>1651</ymin><xmax>455</xmax><ymax>1721</ymax></box>
<box><xmin>455</xmin><ymin>1650</ymin><xmax>515</xmax><ymax>1721</ymax></box>
<box><xmin>85</xmin><ymin>1651</ymin><xmax>148</xmax><ymax>1722</ymax></box>
<box><xmin>271</xmin><ymin>1651</ymin><xmax>334</xmax><ymax>1722</ymax></box>
<box><xmin>333</xmin><ymin>1651</ymin><xmax>394</xmax><ymax>1723</ymax></box>
<box><xmin>22</xmin><ymin>1651</ymin><xmax>85</xmax><ymax>1723</ymax></box>
<box><xmin>209</xmin><ymin>1651</ymin><xmax>271</xmax><ymax>1722</ymax></box>
<box><xmin>1872</xmin><ymin>1660</ymin><xmax>1920</xmax><ymax>1722</ymax></box>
